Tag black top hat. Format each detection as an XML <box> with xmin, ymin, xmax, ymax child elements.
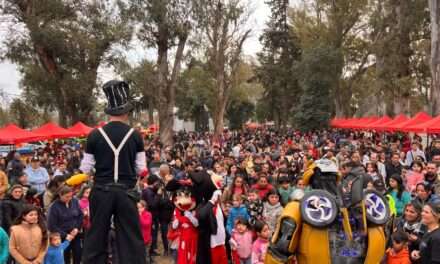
<box><xmin>102</xmin><ymin>80</ymin><xmax>133</xmax><ymax>116</ymax></box>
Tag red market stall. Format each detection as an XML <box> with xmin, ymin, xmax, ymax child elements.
<box><xmin>68</xmin><ymin>122</ymin><xmax>94</xmax><ymax>137</ymax></box>
<box><xmin>0</xmin><ymin>124</ymin><xmax>45</xmax><ymax>145</ymax></box>
<box><xmin>378</xmin><ymin>114</ymin><xmax>409</xmax><ymax>131</ymax></box>
<box><xmin>338</xmin><ymin>118</ymin><xmax>360</xmax><ymax>129</ymax></box>
<box><xmin>403</xmin><ymin>115</ymin><xmax>440</xmax><ymax>133</ymax></box>
<box><xmin>33</xmin><ymin>122</ymin><xmax>77</xmax><ymax>140</ymax></box>
<box><xmin>391</xmin><ymin>112</ymin><xmax>431</xmax><ymax>132</ymax></box>
<box><xmin>363</xmin><ymin>116</ymin><xmax>392</xmax><ymax>130</ymax></box>
<box><xmin>351</xmin><ymin>116</ymin><xmax>379</xmax><ymax>130</ymax></box>
<box><xmin>428</xmin><ymin>118</ymin><xmax>440</xmax><ymax>134</ymax></box>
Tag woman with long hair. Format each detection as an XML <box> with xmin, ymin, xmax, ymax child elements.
<box><xmin>386</xmin><ymin>174</ymin><xmax>411</xmax><ymax>217</ymax></box>
<box><xmin>9</xmin><ymin>204</ymin><xmax>48</xmax><ymax>264</ymax></box>
<box><xmin>222</xmin><ymin>175</ymin><xmax>248</xmax><ymax>203</ymax></box>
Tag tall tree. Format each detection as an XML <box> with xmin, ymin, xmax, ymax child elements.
<box><xmin>195</xmin><ymin>0</ymin><xmax>251</xmax><ymax>138</ymax></box>
<box><xmin>294</xmin><ymin>44</ymin><xmax>341</xmax><ymax>131</ymax></box>
<box><xmin>256</xmin><ymin>0</ymin><xmax>301</xmax><ymax>130</ymax></box>
<box><xmin>0</xmin><ymin>0</ymin><xmax>132</xmax><ymax>126</ymax></box>
<box><xmin>430</xmin><ymin>0</ymin><xmax>440</xmax><ymax>115</ymax></box>
<box><xmin>131</xmin><ymin>0</ymin><xmax>192</xmax><ymax>146</ymax></box>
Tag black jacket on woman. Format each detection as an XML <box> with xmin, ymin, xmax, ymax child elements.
<box><xmin>0</xmin><ymin>195</ymin><xmax>25</xmax><ymax>234</ymax></box>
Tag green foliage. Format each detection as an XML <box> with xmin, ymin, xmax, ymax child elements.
<box><xmin>294</xmin><ymin>45</ymin><xmax>342</xmax><ymax>131</ymax></box>
<box><xmin>226</xmin><ymin>99</ymin><xmax>254</xmax><ymax>130</ymax></box>
<box><xmin>1</xmin><ymin>0</ymin><xmax>132</xmax><ymax>126</ymax></box>
<box><xmin>8</xmin><ymin>98</ymin><xmax>40</xmax><ymax>128</ymax></box>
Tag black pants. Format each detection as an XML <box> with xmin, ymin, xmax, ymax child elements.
<box><xmin>64</xmin><ymin>235</ymin><xmax>82</xmax><ymax>264</ymax></box>
<box><xmin>151</xmin><ymin>218</ymin><xmax>169</xmax><ymax>253</ymax></box>
<box><xmin>82</xmin><ymin>186</ymin><xmax>146</xmax><ymax>264</ymax></box>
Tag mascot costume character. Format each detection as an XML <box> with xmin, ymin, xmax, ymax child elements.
<box><xmin>266</xmin><ymin>157</ymin><xmax>390</xmax><ymax>264</ymax></box>
<box><xmin>167</xmin><ymin>179</ymin><xmax>199</xmax><ymax>264</ymax></box>
<box><xmin>168</xmin><ymin>170</ymin><xmax>227</xmax><ymax>264</ymax></box>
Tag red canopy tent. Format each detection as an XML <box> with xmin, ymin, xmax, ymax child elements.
<box><xmin>427</xmin><ymin>118</ymin><xmax>440</xmax><ymax>134</ymax></box>
<box><xmin>0</xmin><ymin>124</ymin><xmax>45</xmax><ymax>145</ymax></box>
<box><xmin>33</xmin><ymin>122</ymin><xmax>77</xmax><ymax>139</ymax></box>
<box><xmin>375</xmin><ymin>114</ymin><xmax>408</xmax><ymax>131</ymax></box>
<box><xmin>396</xmin><ymin>112</ymin><xmax>432</xmax><ymax>132</ymax></box>
<box><xmin>338</xmin><ymin>118</ymin><xmax>359</xmax><ymax>129</ymax></box>
<box><xmin>68</xmin><ymin>122</ymin><xmax>94</xmax><ymax>137</ymax></box>
<box><xmin>361</xmin><ymin>116</ymin><xmax>392</xmax><ymax>130</ymax></box>
<box><xmin>403</xmin><ymin>115</ymin><xmax>440</xmax><ymax>133</ymax></box>
<box><xmin>351</xmin><ymin>116</ymin><xmax>379</xmax><ymax>130</ymax></box>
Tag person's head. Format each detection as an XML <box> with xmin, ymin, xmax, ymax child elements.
<box><xmin>422</xmin><ymin>201</ymin><xmax>440</xmax><ymax>227</ymax></box>
<box><xmin>266</xmin><ymin>189</ymin><xmax>280</xmax><ymax>205</ymax></box>
<box><xmin>58</xmin><ymin>185</ymin><xmax>74</xmax><ymax>204</ymax></box>
<box><xmin>391</xmin><ymin>231</ymin><xmax>408</xmax><ymax>253</ymax></box>
<box><xmin>389</xmin><ymin>174</ymin><xmax>403</xmax><ymax>191</ymax></box>
<box><xmin>232</xmin><ymin>194</ymin><xmax>243</xmax><ymax>208</ymax></box>
<box><xmin>229</xmin><ymin>164</ymin><xmax>238</xmax><ymax>175</ymax></box>
<box><xmin>262</xmin><ymin>163</ymin><xmax>270</xmax><ymax>173</ymax></box>
<box><xmin>248</xmin><ymin>189</ymin><xmax>259</xmax><ymax>202</ymax></box>
<box><xmin>77</xmin><ymin>185</ymin><xmax>91</xmax><ymax>199</ymax></box>
<box><xmin>9</xmin><ymin>185</ymin><xmax>24</xmax><ymax>200</ymax></box>
<box><xmin>30</xmin><ymin>157</ymin><xmax>40</xmax><ymax>169</ymax></box>
<box><xmin>232</xmin><ymin>175</ymin><xmax>245</xmax><ymax>188</ymax></box>
<box><xmin>152</xmin><ymin>150</ymin><xmax>161</xmax><ymax>161</ymax></box>
<box><xmin>254</xmin><ymin>221</ymin><xmax>270</xmax><ymax>240</ymax></box>
<box><xmin>391</xmin><ymin>152</ymin><xmax>400</xmax><ymax>165</ymax></box>
<box><xmin>416</xmin><ymin>182</ymin><xmax>432</xmax><ymax>201</ymax></box>
<box><xmin>103</xmin><ymin>80</ymin><xmax>133</xmax><ymax>118</ymax></box>
<box><xmin>17</xmin><ymin>173</ymin><xmax>28</xmax><ymax>185</ymax></box>
<box><xmin>235</xmin><ymin>217</ymin><xmax>248</xmax><ymax>234</ymax></box>
<box><xmin>426</xmin><ymin>162</ymin><xmax>439</xmax><ymax>182</ymax></box>
<box><xmin>350</xmin><ymin>152</ymin><xmax>361</xmax><ymax>163</ymax></box>
<box><xmin>257</xmin><ymin>175</ymin><xmax>269</xmax><ymax>187</ymax></box>
<box><xmin>370</xmin><ymin>152</ymin><xmax>379</xmax><ymax>163</ymax></box>
<box><xmin>411</xmin><ymin>161</ymin><xmax>423</xmax><ymax>173</ymax></box>
<box><xmin>366</xmin><ymin>162</ymin><xmax>378</xmax><ymax>173</ymax></box>
<box><xmin>137</xmin><ymin>200</ymin><xmax>147</xmax><ymax>213</ymax></box>
<box><xmin>404</xmin><ymin>200</ymin><xmax>422</xmax><ymax>223</ymax></box>
<box><xmin>159</xmin><ymin>164</ymin><xmax>170</xmax><ymax>177</ymax></box>
<box><xmin>340</xmin><ymin>161</ymin><xmax>356</xmax><ymax>176</ymax></box>
<box><xmin>49</xmin><ymin>232</ymin><xmax>62</xmax><ymax>247</ymax></box>
<box><xmin>411</xmin><ymin>142</ymin><xmax>419</xmax><ymax>151</ymax></box>
<box><xmin>15</xmin><ymin>204</ymin><xmax>39</xmax><ymax>225</ymax></box>
<box><xmin>279</xmin><ymin>176</ymin><xmax>290</xmax><ymax>189</ymax></box>
<box><xmin>295</xmin><ymin>177</ymin><xmax>306</xmax><ymax>190</ymax></box>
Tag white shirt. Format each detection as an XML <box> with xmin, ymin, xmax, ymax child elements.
<box><xmin>210</xmin><ymin>204</ymin><xmax>226</xmax><ymax>248</ymax></box>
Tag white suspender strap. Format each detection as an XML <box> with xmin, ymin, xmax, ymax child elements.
<box><xmin>98</xmin><ymin>127</ymin><xmax>135</xmax><ymax>183</ymax></box>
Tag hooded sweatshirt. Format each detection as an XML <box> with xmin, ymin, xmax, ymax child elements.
<box><xmin>263</xmin><ymin>202</ymin><xmax>283</xmax><ymax>234</ymax></box>
<box><xmin>226</xmin><ymin>205</ymin><xmax>249</xmax><ymax>234</ymax></box>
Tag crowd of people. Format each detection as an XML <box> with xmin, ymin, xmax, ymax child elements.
<box><xmin>1</xmin><ymin>128</ymin><xmax>440</xmax><ymax>264</ymax></box>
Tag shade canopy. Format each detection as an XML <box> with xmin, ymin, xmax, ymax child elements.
<box><xmin>0</xmin><ymin>124</ymin><xmax>45</xmax><ymax>145</ymax></box>
<box><xmin>351</xmin><ymin>117</ymin><xmax>380</xmax><ymax>130</ymax></box>
<box><xmin>363</xmin><ymin>116</ymin><xmax>392</xmax><ymax>129</ymax></box>
<box><xmin>375</xmin><ymin>114</ymin><xmax>409</xmax><ymax>131</ymax></box>
<box><xmin>396</xmin><ymin>112</ymin><xmax>433</xmax><ymax>132</ymax></box>
<box><xmin>427</xmin><ymin>118</ymin><xmax>440</xmax><ymax>133</ymax></box>
<box><xmin>68</xmin><ymin>122</ymin><xmax>94</xmax><ymax>137</ymax></box>
<box><xmin>33</xmin><ymin>122</ymin><xmax>77</xmax><ymax>139</ymax></box>
<box><xmin>403</xmin><ymin>115</ymin><xmax>440</xmax><ymax>133</ymax></box>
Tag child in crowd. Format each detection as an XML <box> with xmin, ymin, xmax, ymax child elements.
<box><xmin>138</xmin><ymin>200</ymin><xmax>153</xmax><ymax>264</ymax></box>
<box><xmin>78</xmin><ymin>185</ymin><xmax>91</xmax><ymax>231</ymax></box>
<box><xmin>277</xmin><ymin>176</ymin><xmax>293</xmax><ymax>206</ymax></box>
<box><xmin>9</xmin><ymin>205</ymin><xmax>48</xmax><ymax>264</ymax></box>
<box><xmin>230</xmin><ymin>217</ymin><xmax>253</xmax><ymax>264</ymax></box>
<box><xmin>263</xmin><ymin>189</ymin><xmax>283</xmax><ymax>235</ymax></box>
<box><xmin>406</xmin><ymin>161</ymin><xmax>425</xmax><ymax>193</ymax></box>
<box><xmin>293</xmin><ymin>177</ymin><xmax>310</xmax><ymax>193</ymax></box>
<box><xmin>227</xmin><ymin>194</ymin><xmax>249</xmax><ymax>234</ymax></box>
<box><xmin>251</xmin><ymin>221</ymin><xmax>270</xmax><ymax>264</ymax></box>
<box><xmin>385</xmin><ymin>231</ymin><xmax>411</xmax><ymax>264</ymax></box>
<box><xmin>44</xmin><ymin>229</ymin><xmax>78</xmax><ymax>264</ymax></box>
<box><xmin>246</xmin><ymin>189</ymin><xmax>264</xmax><ymax>227</ymax></box>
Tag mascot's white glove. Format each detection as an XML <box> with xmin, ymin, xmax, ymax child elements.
<box><xmin>209</xmin><ymin>190</ymin><xmax>222</xmax><ymax>205</ymax></box>
<box><xmin>184</xmin><ymin>211</ymin><xmax>199</xmax><ymax>227</ymax></box>
<box><xmin>172</xmin><ymin>218</ymin><xmax>179</xmax><ymax>229</ymax></box>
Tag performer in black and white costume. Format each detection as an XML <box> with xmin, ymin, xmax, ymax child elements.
<box><xmin>80</xmin><ymin>80</ymin><xmax>148</xmax><ymax>264</ymax></box>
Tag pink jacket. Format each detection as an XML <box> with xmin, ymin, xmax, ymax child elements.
<box><xmin>139</xmin><ymin>210</ymin><xmax>153</xmax><ymax>244</ymax></box>
<box><xmin>406</xmin><ymin>171</ymin><xmax>424</xmax><ymax>193</ymax></box>
<box><xmin>231</xmin><ymin>229</ymin><xmax>253</xmax><ymax>259</ymax></box>
<box><xmin>251</xmin><ymin>237</ymin><xmax>269</xmax><ymax>264</ymax></box>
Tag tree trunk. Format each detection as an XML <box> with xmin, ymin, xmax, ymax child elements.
<box><xmin>430</xmin><ymin>0</ymin><xmax>440</xmax><ymax>115</ymax></box>
<box><xmin>148</xmin><ymin>97</ymin><xmax>154</xmax><ymax>124</ymax></box>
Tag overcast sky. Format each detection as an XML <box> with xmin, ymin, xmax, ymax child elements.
<box><xmin>0</xmin><ymin>1</ymin><xmax>271</xmax><ymax>100</ymax></box>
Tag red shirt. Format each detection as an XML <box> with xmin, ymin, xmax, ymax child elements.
<box><xmin>251</xmin><ymin>184</ymin><xmax>274</xmax><ymax>200</ymax></box>
<box><xmin>139</xmin><ymin>210</ymin><xmax>152</xmax><ymax>244</ymax></box>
